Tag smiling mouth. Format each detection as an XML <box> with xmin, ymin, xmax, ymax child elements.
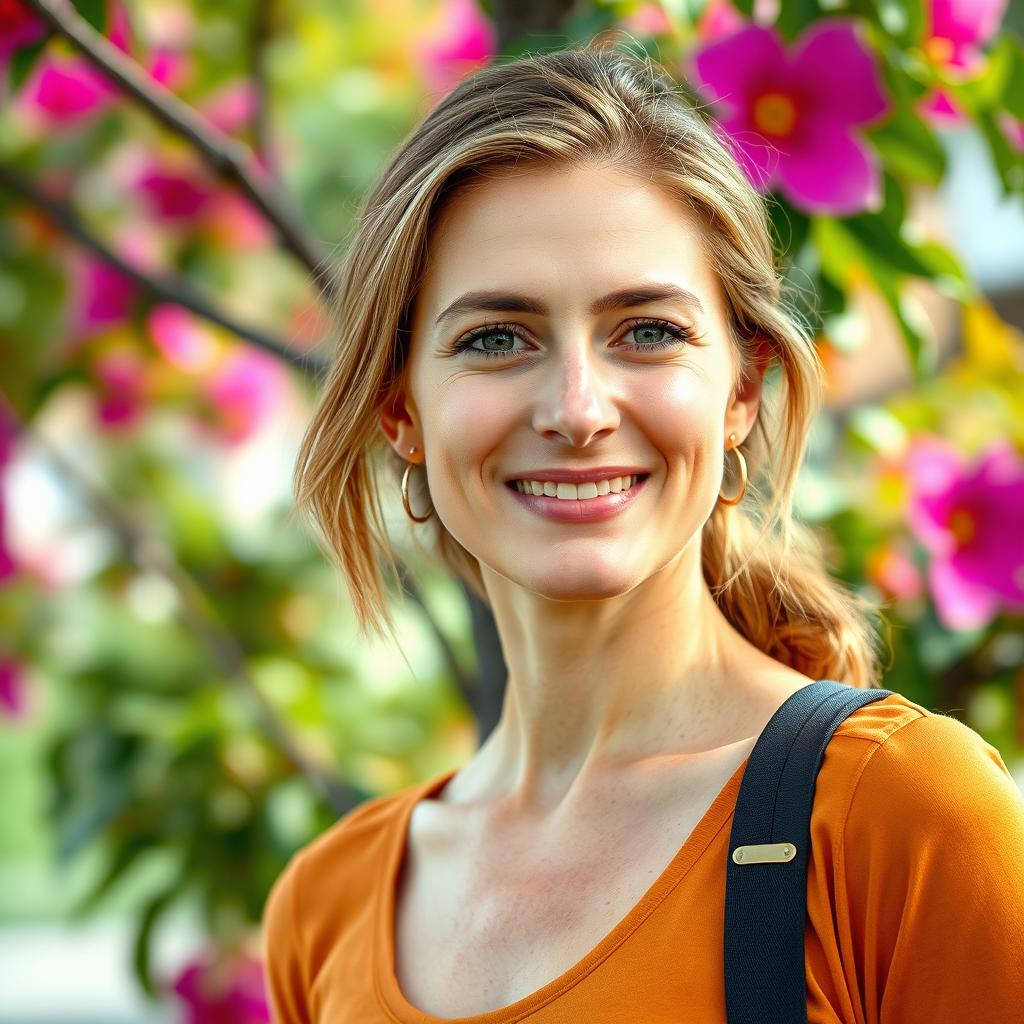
<box><xmin>505</xmin><ymin>473</ymin><xmax>655</xmax><ymax>501</ymax></box>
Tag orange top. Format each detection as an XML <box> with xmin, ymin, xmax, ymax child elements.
<box><xmin>262</xmin><ymin>690</ymin><xmax>1024</xmax><ymax>1023</ymax></box>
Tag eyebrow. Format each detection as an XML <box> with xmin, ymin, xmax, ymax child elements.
<box><xmin>432</xmin><ymin>283</ymin><xmax>705</xmax><ymax>329</ymax></box>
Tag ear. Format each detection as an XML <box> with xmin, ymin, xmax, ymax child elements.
<box><xmin>378</xmin><ymin>383</ymin><xmax>423</xmax><ymax>461</ymax></box>
<box><xmin>723</xmin><ymin>340</ymin><xmax>768</xmax><ymax>445</ymax></box>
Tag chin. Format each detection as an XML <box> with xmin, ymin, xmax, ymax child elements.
<box><xmin>508</xmin><ymin>563</ymin><xmax>643</xmax><ymax>602</ymax></box>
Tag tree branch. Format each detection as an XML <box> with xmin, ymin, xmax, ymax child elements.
<box><xmin>2</xmin><ymin>396</ymin><xmax>358</xmax><ymax>816</ymax></box>
<box><xmin>9</xmin><ymin>1</ymin><xmax>484</xmax><ymax>755</ymax></box>
<box><xmin>0</xmin><ymin>161</ymin><xmax>328</xmax><ymax>378</ymax></box>
<box><xmin>22</xmin><ymin>0</ymin><xmax>337</xmax><ymax>304</ymax></box>
<box><xmin>1</xmin><ymin>162</ymin><xmax>476</xmax><ymax>738</ymax></box>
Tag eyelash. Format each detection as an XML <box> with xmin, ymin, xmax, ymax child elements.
<box><xmin>449</xmin><ymin>317</ymin><xmax>695</xmax><ymax>360</ymax></box>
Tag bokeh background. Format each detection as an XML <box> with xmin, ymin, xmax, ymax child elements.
<box><xmin>2</xmin><ymin>1</ymin><xmax>1023</xmax><ymax>1021</ymax></box>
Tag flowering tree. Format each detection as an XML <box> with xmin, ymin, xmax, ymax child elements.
<box><xmin>1</xmin><ymin>0</ymin><xmax>1022</xmax><ymax>1018</ymax></box>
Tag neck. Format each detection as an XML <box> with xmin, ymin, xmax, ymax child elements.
<box><xmin>468</xmin><ymin>543</ymin><xmax>790</xmax><ymax>816</ymax></box>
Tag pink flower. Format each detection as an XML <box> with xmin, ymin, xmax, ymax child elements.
<box><xmin>198</xmin><ymin>79</ymin><xmax>257</xmax><ymax>135</ymax></box>
<box><xmin>13</xmin><ymin>1</ymin><xmax>189</xmax><ymax>125</ymax></box>
<box><xmin>104</xmin><ymin>1</ymin><xmax>191</xmax><ymax>92</ymax></box>
<box><xmin>918</xmin><ymin>0</ymin><xmax>1007</xmax><ymax>124</ymax></box>
<box><xmin>23</xmin><ymin>52</ymin><xmax>114</xmax><ymax>122</ymax></box>
<box><xmin>695</xmin><ymin>0</ymin><xmax>780</xmax><ymax>43</ymax></box>
<box><xmin>171</xmin><ymin>949</ymin><xmax>270</xmax><ymax>1024</ymax></box>
<box><xmin>0</xmin><ymin>396</ymin><xmax>20</xmax><ymax>586</ymax></box>
<box><xmin>135</xmin><ymin>163</ymin><xmax>217</xmax><ymax>222</ymax></box>
<box><xmin>200</xmin><ymin>346</ymin><xmax>286</xmax><ymax>445</ymax></box>
<box><xmin>905</xmin><ymin>436</ymin><xmax>1024</xmax><ymax>630</ymax></box>
<box><xmin>620</xmin><ymin>3</ymin><xmax>672</xmax><ymax>37</ymax></box>
<box><xmin>0</xmin><ymin>0</ymin><xmax>47</xmax><ymax>63</ymax></box>
<box><xmin>69</xmin><ymin>254</ymin><xmax>138</xmax><ymax>338</ymax></box>
<box><xmin>203</xmin><ymin>191</ymin><xmax>274</xmax><ymax>249</ymax></box>
<box><xmin>148</xmin><ymin>304</ymin><xmax>222</xmax><ymax>373</ymax></box>
<box><xmin>692</xmin><ymin>18</ymin><xmax>890</xmax><ymax>215</ymax></box>
<box><xmin>867</xmin><ymin>539</ymin><xmax>924</xmax><ymax>601</ymax></box>
<box><xmin>194</xmin><ymin>81</ymin><xmax>274</xmax><ymax>180</ymax></box>
<box><xmin>93</xmin><ymin>347</ymin><xmax>148</xmax><ymax>430</ymax></box>
<box><xmin>413</xmin><ymin>0</ymin><xmax>496</xmax><ymax>100</ymax></box>
<box><xmin>0</xmin><ymin>658</ymin><xmax>28</xmax><ymax>719</ymax></box>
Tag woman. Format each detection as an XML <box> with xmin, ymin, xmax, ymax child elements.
<box><xmin>263</xmin><ymin>39</ymin><xmax>1024</xmax><ymax>1023</ymax></box>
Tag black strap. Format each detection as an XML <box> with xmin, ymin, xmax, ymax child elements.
<box><xmin>724</xmin><ymin>679</ymin><xmax>895</xmax><ymax>1024</ymax></box>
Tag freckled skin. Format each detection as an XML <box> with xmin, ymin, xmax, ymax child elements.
<box><xmin>378</xmin><ymin>162</ymin><xmax>811</xmax><ymax>813</ymax></box>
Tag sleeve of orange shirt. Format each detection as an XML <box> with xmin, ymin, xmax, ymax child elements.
<box><xmin>262</xmin><ymin>851</ymin><xmax>312</xmax><ymax>1024</ymax></box>
<box><xmin>840</xmin><ymin>712</ymin><xmax>1024</xmax><ymax>1022</ymax></box>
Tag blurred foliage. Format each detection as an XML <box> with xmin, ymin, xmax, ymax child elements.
<box><xmin>1</xmin><ymin>0</ymin><xmax>1023</xmax><ymax>1017</ymax></box>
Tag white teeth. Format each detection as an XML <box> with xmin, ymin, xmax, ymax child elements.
<box><xmin>513</xmin><ymin>475</ymin><xmax>639</xmax><ymax>499</ymax></box>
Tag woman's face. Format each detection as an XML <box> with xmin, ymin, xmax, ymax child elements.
<box><xmin>382</xmin><ymin>162</ymin><xmax>762</xmax><ymax>600</ymax></box>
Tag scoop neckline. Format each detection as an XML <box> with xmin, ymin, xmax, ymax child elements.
<box><xmin>373</xmin><ymin>752</ymin><xmax>753</xmax><ymax>1023</ymax></box>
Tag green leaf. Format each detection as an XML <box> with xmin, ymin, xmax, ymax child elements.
<box><xmin>847</xmin><ymin>405</ymin><xmax>908</xmax><ymax>456</ymax></box>
<box><xmin>775</xmin><ymin>1</ymin><xmax>823</xmax><ymax>44</ymax></box>
<box><xmin>0</xmin><ymin>248</ymin><xmax>70</xmax><ymax>417</ymax></box>
<box><xmin>55</xmin><ymin>782</ymin><xmax>132</xmax><ymax>867</ymax></box>
<box><xmin>844</xmin><ymin>219</ymin><xmax>934</xmax><ymax>278</ymax></box>
<box><xmin>816</xmin><ymin>270</ymin><xmax>847</xmax><ymax>322</ymax></box>
<box><xmin>877</xmin><ymin>0</ymin><xmax>926</xmax><ymax>45</ymax></box>
<box><xmin>843</xmin><ymin>177</ymin><xmax>957</xmax><ymax>282</ymax></box>
<box><xmin>766</xmin><ymin>197</ymin><xmax>811</xmax><ymax>267</ymax></box>
<box><xmin>975</xmin><ymin>106</ymin><xmax>1024</xmax><ymax>197</ymax></box>
<box><xmin>44</xmin><ymin>732</ymin><xmax>76</xmax><ymax>818</ymax></box>
<box><xmin>812</xmin><ymin>215</ymin><xmax>938</xmax><ymax>375</ymax></box>
<box><xmin>132</xmin><ymin>877</ymin><xmax>185</xmax><ymax>999</ymax></box>
<box><xmin>811</xmin><ymin>216</ymin><xmax>863</xmax><ymax>289</ymax></box>
<box><xmin>872</xmin><ymin>266</ymin><xmax>937</xmax><ymax>379</ymax></box>
<box><xmin>8</xmin><ymin>36</ymin><xmax>49</xmax><ymax>94</ymax></box>
<box><xmin>887</xmin><ymin>46</ymin><xmax>934</xmax><ymax>98</ymax></box>
<box><xmin>902</xmin><ymin>238</ymin><xmax>975</xmax><ymax>302</ymax></box>
<box><xmin>963</xmin><ymin>33</ymin><xmax>1017</xmax><ymax>110</ymax></box>
<box><xmin>867</xmin><ymin>107</ymin><xmax>947</xmax><ymax>184</ymax></box>
<box><xmin>1003</xmin><ymin>38</ymin><xmax>1024</xmax><ymax>120</ymax></box>
<box><xmin>72</xmin><ymin>0</ymin><xmax>108</xmax><ymax>34</ymax></box>
<box><xmin>70</xmin><ymin>835</ymin><xmax>160</xmax><ymax>918</ymax></box>
<box><xmin>876</xmin><ymin>170</ymin><xmax>907</xmax><ymax>233</ymax></box>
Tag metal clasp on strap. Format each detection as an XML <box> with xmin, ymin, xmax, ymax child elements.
<box><xmin>731</xmin><ymin>842</ymin><xmax>797</xmax><ymax>864</ymax></box>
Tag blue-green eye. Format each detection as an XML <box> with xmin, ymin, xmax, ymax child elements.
<box><xmin>451</xmin><ymin>318</ymin><xmax>694</xmax><ymax>360</ymax></box>
<box><xmin>455</xmin><ymin>325</ymin><xmax>524</xmax><ymax>358</ymax></box>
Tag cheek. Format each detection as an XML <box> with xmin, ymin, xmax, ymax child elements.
<box><xmin>422</xmin><ymin>377</ymin><xmax>519</xmax><ymax>493</ymax></box>
<box><xmin>632</xmin><ymin>372</ymin><xmax>720</xmax><ymax>460</ymax></box>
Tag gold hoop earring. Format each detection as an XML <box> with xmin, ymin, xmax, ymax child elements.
<box><xmin>401</xmin><ymin>445</ymin><xmax>434</xmax><ymax>522</ymax></box>
<box><xmin>718</xmin><ymin>432</ymin><xmax>747</xmax><ymax>507</ymax></box>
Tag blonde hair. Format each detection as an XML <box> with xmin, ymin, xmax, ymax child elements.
<box><xmin>292</xmin><ymin>37</ymin><xmax>885</xmax><ymax>689</ymax></box>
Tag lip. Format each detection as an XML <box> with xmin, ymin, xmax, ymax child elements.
<box><xmin>505</xmin><ymin>473</ymin><xmax>650</xmax><ymax>523</ymax></box>
<box><xmin>504</xmin><ymin>466</ymin><xmax>650</xmax><ymax>484</ymax></box>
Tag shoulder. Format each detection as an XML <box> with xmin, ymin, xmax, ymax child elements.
<box><xmin>279</xmin><ymin>774</ymin><xmax>435</xmax><ymax>901</ymax></box>
<box><xmin>852</xmin><ymin>691</ymin><xmax>1021</xmax><ymax>832</ymax></box>
<box><xmin>811</xmin><ymin>688</ymin><xmax>1024</xmax><ymax>875</ymax></box>
<box><xmin>264</xmin><ymin>771</ymin><xmax>445</xmax><ymax>940</ymax></box>
<box><xmin>260</xmin><ymin>781</ymin><xmax>428</xmax><ymax>1024</ymax></box>
<box><xmin>801</xmin><ymin>690</ymin><xmax>1024</xmax><ymax>1018</ymax></box>
<box><xmin>826</xmin><ymin>688</ymin><xmax>1021</xmax><ymax>815</ymax></box>
<box><xmin>812</xmin><ymin>691</ymin><xmax>1024</xmax><ymax>1017</ymax></box>
<box><xmin>805</xmin><ymin>689</ymin><xmax>1023</xmax><ymax>879</ymax></box>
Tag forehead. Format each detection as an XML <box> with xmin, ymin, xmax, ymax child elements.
<box><xmin>417</xmin><ymin>163</ymin><xmax>721</xmax><ymax>321</ymax></box>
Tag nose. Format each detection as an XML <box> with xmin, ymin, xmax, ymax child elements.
<box><xmin>530</xmin><ymin>332</ymin><xmax>621</xmax><ymax>447</ymax></box>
